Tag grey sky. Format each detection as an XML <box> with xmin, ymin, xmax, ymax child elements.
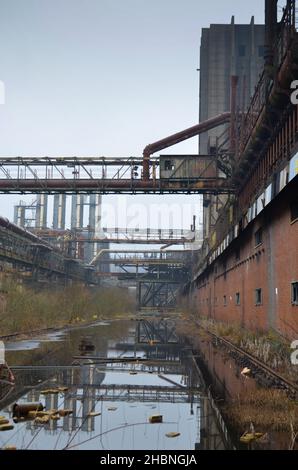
<box><xmin>0</xmin><ymin>0</ymin><xmax>266</xmax><ymax>228</ymax></box>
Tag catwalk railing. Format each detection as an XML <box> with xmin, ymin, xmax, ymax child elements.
<box><xmin>0</xmin><ymin>156</ymin><xmax>233</xmax><ymax>194</ymax></box>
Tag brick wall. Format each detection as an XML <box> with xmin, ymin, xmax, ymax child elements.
<box><xmin>193</xmin><ymin>179</ymin><xmax>298</xmax><ymax>340</ymax></box>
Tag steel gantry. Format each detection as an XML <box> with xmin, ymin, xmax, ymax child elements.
<box><xmin>89</xmin><ymin>249</ymin><xmax>192</xmax><ymax>309</ymax></box>
<box><xmin>0</xmin><ymin>216</ymin><xmax>96</xmax><ymax>284</ymax></box>
<box><xmin>0</xmin><ymin>156</ymin><xmax>233</xmax><ymax>194</ymax></box>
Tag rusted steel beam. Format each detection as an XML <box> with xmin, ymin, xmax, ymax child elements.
<box><xmin>142</xmin><ymin>112</ymin><xmax>231</xmax><ymax>180</ymax></box>
<box><xmin>0</xmin><ymin>178</ymin><xmax>233</xmax><ymax>194</ymax></box>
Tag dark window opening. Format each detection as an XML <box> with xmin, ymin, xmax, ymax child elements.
<box><xmin>239</xmin><ymin>45</ymin><xmax>246</xmax><ymax>57</ymax></box>
<box><xmin>223</xmin><ymin>295</ymin><xmax>227</xmax><ymax>306</ymax></box>
<box><xmin>164</xmin><ymin>160</ymin><xmax>174</xmax><ymax>171</ymax></box>
<box><xmin>255</xmin><ymin>288</ymin><xmax>262</xmax><ymax>305</ymax></box>
<box><xmin>235</xmin><ymin>292</ymin><xmax>240</xmax><ymax>305</ymax></box>
<box><xmin>255</xmin><ymin>228</ymin><xmax>263</xmax><ymax>247</ymax></box>
<box><xmin>292</xmin><ymin>282</ymin><xmax>298</xmax><ymax>305</ymax></box>
<box><xmin>290</xmin><ymin>200</ymin><xmax>298</xmax><ymax>222</ymax></box>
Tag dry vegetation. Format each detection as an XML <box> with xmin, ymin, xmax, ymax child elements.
<box><xmin>0</xmin><ymin>281</ymin><xmax>136</xmax><ymax>335</ymax></box>
<box><xmin>177</xmin><ymin>305</ymin><xmax>296</xmax><ymax>382</ymax></box>
<box><xmin>222</xmin><ymin>389</ymin><xmax>298</xmax><ymax>432</ymax></box>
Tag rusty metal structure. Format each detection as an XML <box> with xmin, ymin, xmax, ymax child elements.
<box><xmin>0</xmin><ymin>155</ymin><xmax>232</xmax><ymax>194</ymax></box>
<box><xmin>91</xmin><ymin>248</ymin><xmax>192</xmax><ymax>309</ymax></box>
<box><xmin>0</xmin><ymin>1</ymin><xmax>297</xmax><ymax>327</ymax></box>
<box><xmin>188</xmin><ymin>0</ymin><xmax>298</xmax><ymax>341</ymax></box>
<box><xmin>142</xmin><ymin>112</ymin><xmax>231</xmax><ymax>180</ymax></box>
<box><xmin>0</xmin><ymin>216</ymin><xmax>96</xmax><ymax>284</ymax></box>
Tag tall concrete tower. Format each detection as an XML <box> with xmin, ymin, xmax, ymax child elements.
<box><xmin>199</xmin><ymin>17</ymin><xmax>265</xmax><ymax>239</ymax></box>
<box><xmin>53</xmin><ymin>194</ymin><xmax>67</xmax><ymax>230</ymax></box>
<box><xmin>35</xmin><ymin>194</ymin><xmax>48</xmax><ymax>229</ymax></box>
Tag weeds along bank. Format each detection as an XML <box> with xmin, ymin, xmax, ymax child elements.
<box><xmin>0</xmin><ymin>282</ymin><xmax>136</xmax><ymax>335</ymax></box>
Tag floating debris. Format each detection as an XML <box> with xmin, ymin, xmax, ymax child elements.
<box><xmin>165</xmin><ymin>432</ymin><xmax>181</xmax><ymax>438</ymax></box>
<box><xmin>240</xmin><ymin>367</ymin><xmax>251</xmax><ymax>377</ymax></box>
<box><xmin>240</xmin><ymin>432</ymin><xmax>264</xmax><ymax>444</ymax></box>
<box><xmin>107</xmin><ymin>407</ymin><xmax>117</xmax><ymax>411</ymax></box>
<box><xmin>13</xmin><ymin>402</ymin><xmax>44</xmax><ymax>418</ymax></box>
<box><xmin>149</xmin><ymin>415</ymin><xmax>163</xmax><ymax>424</ymax></box>
<box><xmin>129</xmin><ymin>371</ymin><xmax>138</xmax><ymax>375</ymax></box>
<box><xmin>0</xmin><ymin>424</ymin><xmax>14</xmax><ymax>431</ymax></box>
<box><xmin>3</xmin><ymin>446</ymin><xmax>17</xmax><ymax>450</ymax></box>
<box><xmin>34</xmin><ymin>415</ymin><xmax>50</xmax><ymax>425</ymax></box>
<box><xmin>50</xmin><ymin>414</ymin><xmax>60</xmax><ymax>421</ymax></box>
<box><xmin>12</xmin><ymin>416</ymin><xmax>25</xmax><ymax>423</ymax></box>
<box><xmin>58</xmin><ymin>409</ymin><xmax>73</xmax><ymax>417</ymax></box>
<box><xmin>87</xmin><ymin>411</ymin><xmax>101</xmax><ymax>417</ymax></box>
<box><xmin>0</xmin><ymin>417</ymin><xmax>9</xmax><ymax>425</ymax></box>
<box><xmin>79</xmin><ymin>337</ymin><xmax>95</xmax><ymax>353</ymax></box>
<box><xmin>40</xmin><ymin>389</ymin><xmax>60</xmax><ymax>395</ymax></box>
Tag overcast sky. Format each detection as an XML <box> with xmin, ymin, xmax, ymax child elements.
<box><xmin>0</xmin><ymin>0</ymin><xmax>267</xmax><ymax>230</ymax></box>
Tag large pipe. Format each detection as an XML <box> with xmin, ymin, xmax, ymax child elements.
<box><xmin>142</xmin><ymin>112</ymin><xmax>231</xmax><ymax>180</ymax></box>
<box><xmin>0</xmin><ymin>178</ymin><xmax>231</xmax><ymax>192</ymax></box>
<box><xmin>0</xmin><ymin>215</ymin><xmax>48</xmax><ymax>245</ymax></box>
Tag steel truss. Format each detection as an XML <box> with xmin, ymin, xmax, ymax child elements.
<box><xmin>0</xmin><ymin>156</ymin><xmax>232</xmax><ymax>194</ymax></box>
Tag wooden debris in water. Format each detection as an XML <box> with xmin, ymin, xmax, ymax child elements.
<box><xmin>0</xmin><ymin>424</ymin><xmax>14</xmax><ymax>431</ymax></box>
<box><xmin>87</xmin><ymin>412</ymin><xmax>101</xmax><ymax>417</ymax></box>
<box><xmin>165</xmin><ymin>432</ymin><xmax>181</xmax><ymax>438</ymax></box>
<box><xmin>50</xmin><ymin>414</ymin><xmax>60</xmax><ymax>421</ymax></box>
<box><xmin>40</xmin><ymin>389</ymin><xmax>59</xmax><ymax>395</ymax></box>
<box><xmin>240</xmin><ymin>432</ymin><xmax>264</xmax><ymax>444</ymax></box>
<box><xmin>107</xmin><ymin>407</ymin><xmax>117</xmax><ymax>411</ymax></box>
<box><xmin>149</xmin><ymin>415</ymin><xmax>163</xmax><ymax>424</ymax></box>
<box><xmin>58</xmin><ymin>409</ymin><xmax>73</xmax><ymax>417</ymax></box>
<box><xmin>240</xmin><ymin>367</ymin><xmax>251</xmax><ymax>377</ymax></box>
<box><xmin>0</xmin><ymin>418</ymin><xmax>9</xmax><ymax>425</ymax></box>
<box><xmin>34</xmin><ymin>415</ymin><xmax>50</xmax><ymax>425</ymax></box>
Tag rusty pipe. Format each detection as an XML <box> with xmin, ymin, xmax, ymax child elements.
<box><xmin>142</xmin><ymin>112</ymin><xmax>231</xmax><ymax>180</ymax></box>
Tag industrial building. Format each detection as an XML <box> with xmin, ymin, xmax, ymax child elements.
<box><xmin>190</xmin><ymin>0</ymin><xmax>298</xmax><ymax>341</ymax></box>
<box><xmin>200</xmin><ymin>16</ymin><xmax>265</xmax><ymax>239</ymax></box>
<box><xmin>1</xmin><ymin>0</ymin><xmax>297</xmax><ymax>335</ymax></box>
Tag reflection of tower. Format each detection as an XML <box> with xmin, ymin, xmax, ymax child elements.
<box><xmin>81</xmin><ymin>363</ymin><xmax>96</xmax><ymax>432</ymax></box>
<box><xmin>63</xmin><ymin>367</ymin><xmax>77</xmax><ymax>432</ymax></box>
<box><xmin>45</xmin><ymin>393</ymin><xmax>59</xmax><ymax>431</ymax></box>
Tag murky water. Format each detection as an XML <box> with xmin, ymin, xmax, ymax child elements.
<box><xmin>0</xmin><ymin>319</ymin><xmax>226</xmax><ymax>450</ymax></box>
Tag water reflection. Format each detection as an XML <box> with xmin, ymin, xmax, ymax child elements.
<box><xmin>0</xmin><ymin>320</ymin><xmax>227</xmax><ymax>450</ymax></box>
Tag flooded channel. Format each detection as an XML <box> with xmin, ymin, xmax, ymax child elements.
<box><xmin>0</xmin><ymin>319</ymin><xmax>228</xmax><ymax>450</ymax></box>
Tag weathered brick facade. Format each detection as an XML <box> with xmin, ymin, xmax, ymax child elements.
<box><xmin>194</xmin><ymin>178</ymin><xmax>298</xmax><ymax>340</ymax></box>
